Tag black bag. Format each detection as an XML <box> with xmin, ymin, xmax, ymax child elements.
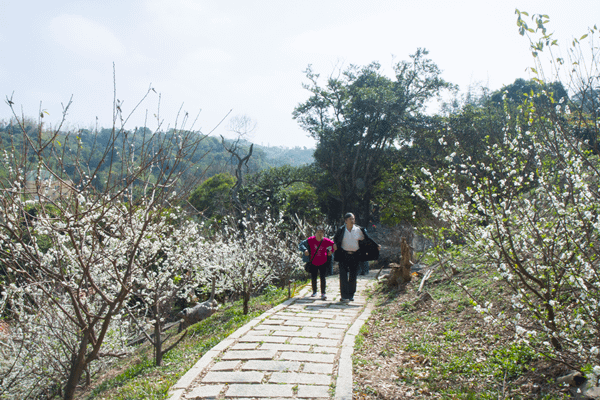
<box><xmin>304</xmin><ymin>262</ymin><xmax>312</xmax><ymax>273</ymax></box>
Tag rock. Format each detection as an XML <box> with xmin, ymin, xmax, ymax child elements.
<box><xmin>558</xmin><ymin>370</ymin><xmax>586</xmax><ymax>386</ymax></box>
<box><xmin>575</xmin><ymin>380</ymin><xmax>600</xmax><ymax>400</ymax></box>
<box><xmin>178</xmin><ymin>299</ymin><xmax>219</xmax><ymax>331</ymax></box>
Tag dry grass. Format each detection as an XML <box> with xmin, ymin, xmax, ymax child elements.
<box><xmin>353</xmin><ymin>265</ymin><xmax>573</xmax><ymax>400</ymax></box>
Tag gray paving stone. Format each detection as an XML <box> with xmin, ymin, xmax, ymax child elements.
<box><xmin>186</xmin><ymin>384</ymin><xmax>224</xmax><ymax>399</ymax></box>
<box><xmin>294</xmin><ymin>312</ymin><xmax>327</xmax><ymax>318</ymax></box>
<box><xmin>202</xmin><ymin>371</ymin><xmax>263</xmax><ymax>383</ymax></box>
<box><xmin>313</xmin><ymin>346</ymin><xmax>338</xmax><ymax>354</ymax></box>
<box><xmin>261</xmin><ymin>319</ymin><xmax>284</xmax><ymax>325</ymax></box>
<box><xmin>245</xmin><ymin>329</ymin><xmax>272</xmax><ymax>335</ymax></box>
<box><xmin>290</xmin><ymin>337</ymin><xmax>339</xmax><ymax>347</ymax></box>
<box><xmin>238</xmin><ymin>335</ymin><xmax>287</xmax><ymax>343</ymax></box>
<box><xmin>271</xmin><ymin>330</ymin><xmax>319</xmax><ymax>338</ymax></box>
<box><xmin>298</xmin><ymin>385</ymin><xmax>331</xmax><ymax>398</ymax></box>
<box><xmin>313</xmin><ymin>311</ymin><xmax>338</xmax><ymax>317</ymax></box>
<box><xmin>280</xmin><ymin>351</ymin><xmax>335</xmax><ymax>363</ymax></box>
<box><xmin>328</xmin><ymin>323</ymin><xmax>350</xmax><ymax>329</ymax></box>
<box><xmin>225</xmin><ymin>384</ymin><xmax>295</xmax><ymax>397</ymax></box>
<box><xmin>303</xmin><ymin>362</ymin><xmax>334</xmax><ymax>374</ymax></box>
<box><xmin>168</xmin><ymin>388</ymin><xmax>185</xmax><ymax>400</ymax></box>
<box><xmin>304</xmin><ymin>303</ymin><xmax>329</xmax><ymax>308</ymax></box>
<box><xmin>221</xmin><ymin>349</ymin><xmax>277</xmax><ymax>360</ymax></box>
<box><xmin>242</xmin><ymin>360</ymin><xmax>301</xmax><ymax>372</ymax></box>
<box><xmin>270</xmin><ymin>315</ymin><xmax>305</xmax><ymax>321</ymax></box>
<box><xmin>254</xmin><ymin>324</ymin><xmax>299</xmax><ymax>332</ymax></box>
<box><xmin>269</xmin><ymin>372</ymin><xmax>331</xmax><ymax>385</ymax></box>
<box><xmin>211</xmin><ymin>338</ymin><xmax>235</xmax><ymax>352</ymax></box>
<box><xmin>211</xmin><ymin>361</ymin><xmax>241</xmax><ymax>371</ymax></box>
<box><xmin>283</xmin><ymin>320</ymin><xmax>326</xmax><ymax>327</ymax></box>
<box><xmin>310</xmin><ymin>318</ymin><xmax>342</xmax><ymax>324</ymax></box>
<box><xmin>231</xmin><ymin>342</ymin><xmax>260</xmax><ymax>350</ymax></box>
<box><xmin>302</xmin><ymin>327</ymin><xmax>345</xmax><ymax>337</ymax></box>
<box><xmin>258</xmin><ymin>343</ymin><xmax>311</xmax><ymax>352</ymax></box>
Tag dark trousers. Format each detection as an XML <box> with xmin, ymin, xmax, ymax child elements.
<box><xmin>359</xmin><ymin>261</ymin><xmax>369</xmax><ymax>275</ymax></box>
<box><xmin>339</xmin><ymin>252</ymin><xmax>359</xmax><ymax>299</ymax></box>
<box><xmin>311</xmin><ymin>262</ymin><xmax>327</xmax><ymax>294</ymax></box>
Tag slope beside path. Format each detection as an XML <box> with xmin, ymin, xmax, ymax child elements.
<box><xmin>167</xmin><ymin>271</ymin><xmax>377</xmax><ymax>400</ymax></box>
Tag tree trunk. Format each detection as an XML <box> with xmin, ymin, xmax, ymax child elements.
<box><xmin>243</xmin><ymin>292</ymin><xmax>250</xmax><ymax>315</ymax></box>
<box><xmin>400</xmin><ymin>237</ymin><xmax>413</xmax><ymax>283</ymax></box>
<box><xmin>386</xmin><ymin>237</ymin><xmax>413</xmax><ymax>287</ymax></box>
<box><xmin>63</xmin><ymin>331</ymin><xmax>89</xmax><ymax>400</ymax></box>
<box><xmin>154</xmin><ymin>304</ymin><xmax>163</xmax><ymax>366</ymax></box>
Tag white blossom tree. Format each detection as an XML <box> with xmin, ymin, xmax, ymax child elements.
<box><xmin>209</xmin><ymin>213</ymin><xmax>303</xmax><ymax>315</ymax></box>
<box><xmin>0</xmin><ymin>89</ymin><xmax>211</xmax><ymax>399</ymax></box>
<box><xmin>415</xmin><ymin>14</ymin><xmax>600</xmax><ymax>372</ymax></box>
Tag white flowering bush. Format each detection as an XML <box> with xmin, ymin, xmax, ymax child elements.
<box><xmin>0</xmin><ymin>96</ymin><xmax>210</xmax><ymax>399</ymax></box>
<box><xmin>127</xmin><ymin>215</ymin><xmax>216</xmax><ymax>366</ymax></box>
<box><xmin>208</xmin><ymin>213</ymin><xmax>304</xmax><ymax>315</ymax></box>
<box><xmin>415</xmin><ymin>15</ymin><xmax>600</xmax><ymax>371</ymax></box>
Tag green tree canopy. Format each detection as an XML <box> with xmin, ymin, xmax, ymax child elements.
<box><xmin>293</xmin><ymin>49</ymin><xmax>453</xmax><ymax>225</ymax></box>
<box><xmin>188</xmin><ymin>172</ymin><xmax>235</xmax><ymax>221</ymax></box>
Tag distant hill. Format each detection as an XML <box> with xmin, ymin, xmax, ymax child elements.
<box><xmin>0</xmin><ymin>122</ymin><xmax>315</xmax><ymax>190</ymax></box>
<box><xmin>253</xmin><ymin>144</ymin><xmax>314</xmax><ymax>167</ymax></box>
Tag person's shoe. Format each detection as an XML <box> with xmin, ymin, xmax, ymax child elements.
<box><xmin>311</xmin><ymin>292</ymin><xmax>317</xmax><ymax>297</ymax></box>
<box><xmin>321</xmin><ymin>293</ymin><xmax>327</xmax><ymax>300</ymax></box>
<box><xmin>340</xmin><ymin>298</ymin><xmax>350</xmax><ymax>303</ymax></box>
<box><xmin>349</xmin><ymin>298</ymin><xmax>354</xmax><ymax>301</ymax></box>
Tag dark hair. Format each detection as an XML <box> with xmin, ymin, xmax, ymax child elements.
<box><xmin>343</xmin><ymin>213</ymin><xmax>354</xmax><ymax>220</ymax></box>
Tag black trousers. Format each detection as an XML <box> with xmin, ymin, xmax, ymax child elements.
<box><xmin>339</xmin><ymin>252</ymin><xmax>359</xmax><ymax>299</ymax></box>
<box><xmin>310</xmin><ymin>262</ymin><xmax>327</xmax><ymax>294</ymax></box>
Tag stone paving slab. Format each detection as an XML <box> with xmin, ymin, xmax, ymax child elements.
<box><xmin>279</xmin><ymin>351</ymin><xmax>336</xmax><ymax>363</ymax></box>
<box><xmin>269</xmin><ymin>372</ymin><xmax>330</xmax><ymax>385</ymax></box>
<box><xmin>202</xmin><ymin>371</ymin><xmax>263</xmax><ymax>384</ymax></box>
<box><xmin>230</xmin><ymin>342</ymin><xmax>259</xmax><ymax>350</ymax></box>
<box><xmin>298</xmin><ymin>385</ymin><xmax>331</xmax><ymax>398</ymax></box>
<box><xmin>257</xmin><ymin>343</ymin><xmax>311</xmax><ymax>352</ymax></box>
<box><xmin>221</xmin><ymin>349</ymin><xmax>278</xmax><ymax>360</ymax></box>
<box><xmin>313</xmin><ymin>346</ymin><xmax>339</xmax><ymax>354</ymax></box>
<box><xmin>211</xmin><ymin>361</ymin><xmax>241</xmax><ymax>371</ymax></box>
<box><xmin>225</xmin><ymin>384</ymin><xmax>295</xmax><ymax>398</ymax></box>
<box><xmin>168</xmin><ymin>272</ymin><xmax>378</xmax><ymax>400</ymax></box>
<box><xmin>289</xmin><ymin>337</ymin><xmax>339</xmax><ymax>347</ymax></box>
<box><xmin>241</xmin><ymin>360</ymin><xmax>302</xmax><ymax>372</ymax></box>
<box><xmin>186</xmin><ymin>384</ymin><xmax>224</xmax><ymax>399</ymax></box>
<box><xmin>303</xmin><ymin>362</ymin><xmax>335</xmax><ymax>374</ymax></box>
<box><xmin>253</xmin><ymin>325</ymin><xmax>300</xmax><ymax>331</ymax></box>
<box><xmin>270</xmin><ymin>330</ymin><xmax>320</xmax><ymax>338</ymax></box>
<box><xmin>237</xmin><ymin>335</ymin><xmax>288</xmax><ymax>343</ymax></box>
<box><xmin>282</xmin><ymin>320</ymin><xmax>327</xmax><ymax>327</ymax></box>
<box><xmin>261</xmin><ymin>319</ymin><xmax>284</xmax><ymax>325</ymax></box>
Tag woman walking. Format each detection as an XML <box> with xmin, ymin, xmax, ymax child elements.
<box><xmin>301</xmin><ymin>226</ymin><xmax>336</xmax><ymax>300</ymax></box>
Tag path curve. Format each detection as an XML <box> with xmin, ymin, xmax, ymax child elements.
<box><xmin>167</xmin><ymin>271</ymin><xmax>377</xmax><ymax>400</ymax></box>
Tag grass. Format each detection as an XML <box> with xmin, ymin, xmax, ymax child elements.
<box><xmin>79</xmin><ymin>283</ymin><xmax>305</xmax><ymax>400</ymax></box>
<box><xmin>352</xmin><ymin>262</ymin><xmax>571</xmax><ymax>399</ymax></box>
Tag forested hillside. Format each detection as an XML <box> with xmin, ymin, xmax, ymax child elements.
<box><xmin>0</xmin><ymin>121</ymin><xmax>313</xmax><ymax>188</ymax></box>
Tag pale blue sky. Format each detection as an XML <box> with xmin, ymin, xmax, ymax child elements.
<box><xmin>0</xmin><ymin>1</ymin><xmax>597</xmax><ymax>148</ymax></box>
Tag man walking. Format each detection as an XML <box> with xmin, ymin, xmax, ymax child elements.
<box><xmin>333</xmin><ymin>213</ymin><xmax>380</xmax><ymax>302</ymax></box>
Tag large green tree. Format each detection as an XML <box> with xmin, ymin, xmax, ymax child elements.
<box><xmin>293</xmin><ymin>49</ymin><xmax>453</xmax><ymax>225</ymax></box>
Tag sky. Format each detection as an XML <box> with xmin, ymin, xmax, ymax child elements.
<box><xmin>0</xmin><ymin>1</ymin><xmax>598</xmax><ymax>149</ymax></box>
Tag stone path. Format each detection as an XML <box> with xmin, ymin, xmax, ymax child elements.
<box><xmin>167</xmin><ymin>271</ymin><xmax>377</xmax><ymax>400</ymax></box>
